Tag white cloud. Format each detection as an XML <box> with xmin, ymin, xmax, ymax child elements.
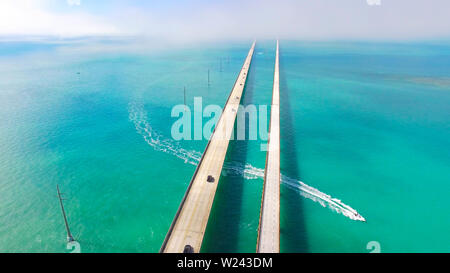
<box><xmin>67</xmin><ymin>0</ymin><xmax>81</xmax><ymax>7</ymax></box>
<box><xmin>0</xmin><ymin>0</ymin><xmax>118</xmax><ymax>37</ymax></box>
<box><xmin>113</xmin><ymin>0</ymin><xmax>450</xmax><ymax>42</ymax></box>
<box><xmin>0</xmin><ymin>0</ymin><xmax>449</xmax><ymax>41</ymax></box>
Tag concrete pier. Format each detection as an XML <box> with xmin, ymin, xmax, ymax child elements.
<box><xmin>160</xmin><ymin>41</ymin><xmax>256</xmax><ymax>253</ymax></box>
<box><xmin>257</xmin><ymin>40</ymin><xmax>280</xmax><ymax>253</ymax></box>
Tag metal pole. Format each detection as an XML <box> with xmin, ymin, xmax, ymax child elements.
<box><xmin>57</xmin><ymin>185</ymin><xmax>74</xmax><ymax>242</ymax></box>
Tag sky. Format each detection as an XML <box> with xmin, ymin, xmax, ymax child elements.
<box><xmin>0</xmin><ymin>0</ymin><xmax>449</xmax><ymax>42</ymax></box>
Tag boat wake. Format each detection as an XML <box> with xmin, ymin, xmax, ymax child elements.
<box><xmin>128</xmin><ymin>102</ymin><xmax>365</xmax><ymax>222</ymax></box>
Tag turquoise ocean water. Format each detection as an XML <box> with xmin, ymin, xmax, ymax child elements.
<box><xmin>0</xmin><ymin>39</ymin><xmax>449</xmax><ymax>252</ymax></box>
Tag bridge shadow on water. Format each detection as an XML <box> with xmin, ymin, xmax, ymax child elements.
<box><xmin>201</xmin><ymin>44</ymin><xmax>308</xmax><ymax>252</ymax></box>
<box><xmin>201</xmin><ymin>56</ymin><xmax>257</xmax><ymax>253</ymax></box>
<box><xmin>279</xmin><ymin>49</ymin><xmax>309</xmax><ymax>252</ymax></box>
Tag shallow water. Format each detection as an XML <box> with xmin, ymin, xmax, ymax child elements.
<box><xmin>0</xmin><ymin>39</ymin><xmax>448</xmax><ymax>252</ymax></box>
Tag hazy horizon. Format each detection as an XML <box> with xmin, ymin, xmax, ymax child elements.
<box><xmin>1</xmin><ymin>0</ymin><xmax>450</xmax><ymax>44</ymax></box>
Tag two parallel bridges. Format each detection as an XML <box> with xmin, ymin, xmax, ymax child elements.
<box><xmin>160</xmin><ymin>41</ymin><xmax>281</xmax><ymax>253</ymax></box>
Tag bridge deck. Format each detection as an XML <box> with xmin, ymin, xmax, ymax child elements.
<box><xmin>257</xmin><ymin>40</ymin><xmax>280</xmax><ymax>253</ymax></box>
<box><xmin>160</xmin><ymin>41</ymin><xmax>256</xmax><ymax>253</ymax></box>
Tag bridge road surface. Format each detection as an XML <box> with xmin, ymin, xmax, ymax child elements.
<box><xmin>160</xmin><ymin>41</ymin><xmax>256</xmax><ymax>253</ymax></box>
<box><xmin>257</xmin><ymin>40</ymin><xmax>280</xmax><ymax>253</ymax></box>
